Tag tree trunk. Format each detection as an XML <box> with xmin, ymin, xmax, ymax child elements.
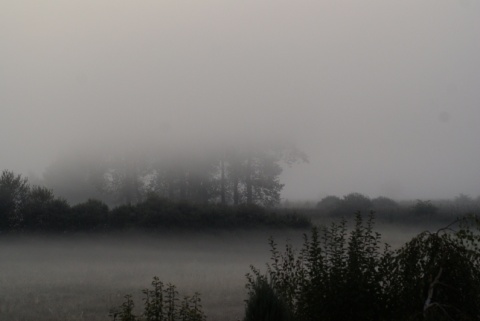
<box><xmin>246</xmin><ymin>157</ymin><xmax>253</xmax><ymax>205</ymax></box>
<box><xmin>220</xmin><ymin>159</ymin><xmax>226</xmax><ymax>205</ymax></box>
<box><xmin>233</xmin><ymin>175</ymin><xmax>239</xmax><ymax>205</ymax></box>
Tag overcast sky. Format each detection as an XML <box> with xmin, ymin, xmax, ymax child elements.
<box><xmin>1</xmin><ymin>0</ymin><xmax>480</xmax><ymax>201</ymax></box>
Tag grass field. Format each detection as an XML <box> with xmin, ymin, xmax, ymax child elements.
<box><xmin>0</xmin><ymin>220</ymin><xmax>437</xmax><ymax>321</ymax></box>
<box><xmin>0</xmin><ymin>229</ymin><xmax>308</xmax><ymax>321</ymax></box>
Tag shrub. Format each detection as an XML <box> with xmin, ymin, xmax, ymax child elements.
<box><xmin>246</xmin><ymin>213</ymin><xmax>480</xmax><ymax>321</ymax></box>
<box><xmin>389</xmin><ymin>220</ymin><xmax>480</xmax><ymax>320</ymax></box>
<box><xmin>110</xmin><ymin>277</ymin><xmax>206</xmax><ymax>321</ymax></box>
<box><xmin>244</xmin><ymin>275</ymin><xmax>292</xmax><ymax>321</ymax></box>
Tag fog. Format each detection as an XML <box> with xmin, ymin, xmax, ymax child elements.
<box><xmin>0</xmin><ymin>226</ymin><xmax>425</xmax><ymax>321</ymax></box>
<box><xmin>0</xmin><ymin>230</ymin><xmax>304</xmax><ymax>321</ymax></box>
<box><xmin>2</xmin><ymin>0</ymin><xmax>480</xmax><ymax>201</ymax></box>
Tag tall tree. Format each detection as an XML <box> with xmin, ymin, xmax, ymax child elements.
<box><xmin>0</xmin><ymin>170</ymin><xmax>30</xmax><ymax>229</ymax></box>
<box><xmin>221</xmin><ymin>143</ymin><xmax>305</xmax><ymax>207</ymax></box>
<box><xmin>102</xmin><ymin>153</ymin><xmax>148</xmax><ymax>205</ymax></box>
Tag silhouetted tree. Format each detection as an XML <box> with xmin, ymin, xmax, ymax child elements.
<box><xmin>247</xmin><ymin>214</ymin><xmax>480</xmax><ymax>321</ymax></box>
<box><xmin>372</xmin><ymin>196</ymin><xmax>398</xmax><ymax>209</ymax></box>
<box><xmin>102</xmin><ymin>153</ymin><xmax>149</xmax><ymax>205</ymax></box>
<box><xmin>0</xmin><ymin>170</ymin><xmax>30</xmax><ymax>229</ymax></box>
<box><xmin>332</xmin><ymin>193</ymin><xmax>372</xmax><ymax>217</ymax></box>
<box><xmin>23</xmin><ymin>185</ymin><xmax>71</xmax><ymax>231</ymax></box>
<box><xmin>316</xmin><ymin>195</ymin><xmax>341</xmax><ymax>213</ymax></box>
<box><xmin>412</xmin><ymin>200</ymin><xmax>438</xmax><ymax>216</ymax></box>
<box><xmin>71</xmin><ymin>199</ymin><xmax>109</xmax><ymax>231</ymax></box>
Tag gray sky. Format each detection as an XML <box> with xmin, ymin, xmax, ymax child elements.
<box><xmin>1</xmin><ymin>0</ymin><xmax>480</xmax><ymax>201</ymax></box>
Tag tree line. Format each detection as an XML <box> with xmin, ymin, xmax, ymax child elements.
<box><xmin>315</xmin><ymin>192</ymin><xmax>480</xmax><ymax>223</ymax></box>
<box><xmin>40</xmin><ymin>143</ymin><xmax>307</xmax><ymax>207</ymax></box>
<box><xmin>0</xmin><ymin>169</ymin><xmax>310</xmax><ymax>232</ymax></box>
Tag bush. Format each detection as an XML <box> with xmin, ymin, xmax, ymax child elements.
<box><xmin>110</xmin><ymin>277</ymin><xmax>206</xmax><ymax>321</ymax></box>
<box><xmin>244</xmin><ymin>275</ymin><xmax>292</xmax><ymax>321</ymax></box>
<box><xmin>389</xmin><ymin>222</ymin><xmax>480</xmax><ymax>320</ymax></box>
<box><xmin>246</xmin><ymin>213</ymin><xmax>480</xmax><ymax>321</ymax></box>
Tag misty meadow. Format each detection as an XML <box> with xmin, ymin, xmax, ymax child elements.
<box><xmin>2</xmin><ymin>0</ymin><xmax>480</xmax><ymax>320</ymax></box>
<box><xmin>2</xmin><ymin>168</ymin><xmax>480</xmax><ymax>320</ymax></box>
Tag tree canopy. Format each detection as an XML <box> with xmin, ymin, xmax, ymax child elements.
<box><xmin>41</xmin><ymin>142</ymin><xmax>307</xmax><ymax>207</ymax></box>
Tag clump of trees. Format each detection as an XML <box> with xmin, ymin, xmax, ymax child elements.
<box><xmin>244</xmin><ymin>213</ymin><xmax>480</xmax><ymax>321</ymax></box>
<box><xmin>317</xmin><ymin>193</ymin><xmax>399</xmax><ymax>219</ymax></box>
<box><xmin>0</xmin><ymin>170</ymin><xmax>310</xmax><ymax>233</ymax></box>
<box><xmin>412</xmin><ymin>199</ymin><xmax>438</xmax><ymax>216</ymax></box>
<box><xmin>315</xmin><ymin>193</ymin><xmax>480</xmax><ymax>224</ymax></box>
<box><xmin>0</xmin><ymin>170</ymin><xmax>70</xmax><ymax>231</ymax></box>
<box><xmin>41</xmin><ymin>143</ymin><xmax>307</xmax><ymax>207</ymax></box>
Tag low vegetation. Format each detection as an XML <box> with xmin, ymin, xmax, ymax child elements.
<box><xmin>244</xmin><ymin>213</ymin><xmax>480</xmax><ymax>321</ymax></box>
<box><xmin>107</xmin><ymin>213</ymin><xmax>480</xmax><ymax>321</ymax></box>
<box><xmin>110</xmin><ymin>277</ymin><xmax>206</xmax><ymax>321</ymax></box>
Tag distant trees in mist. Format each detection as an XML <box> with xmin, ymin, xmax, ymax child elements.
<box><xmin>317</xmin><ymin>193</ymin><xmax>398</xmax><ymax>218</ymax></box>
<box><xmin>316</xmin><ymin>192</ymin><xmax>480</xmax><ymax>223</ymax></box>
<box><xmin>0</xmin><ymin>169</ymin><xmax>310</xmax><ymax>232</ymax></box>
<box><xmin>41</xmin><ymin>143</ymin><xmax>307</xmax><ymax>207</ymax></box>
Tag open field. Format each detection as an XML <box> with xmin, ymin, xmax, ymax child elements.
<box><xmin>0</xmin><ymin>221</ymin><xmax>443</xmax><ymax>321</ymax></box>
<box><xmin>0</xmin><ymin>229</ymin><xmax>308</xmax><ymax>321</ymax></box>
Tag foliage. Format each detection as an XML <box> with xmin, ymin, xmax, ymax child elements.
<box><xmin>71</xmin><ymin>199</ymin><xmax>109</xmax><ymax>231</ymax></box>
<box><xmin>244</xmin><ymin>275</ymin><xmax>293</xmax><ymax>321</ymax></box>
<box><xmin>316</xmin><ymin>195</ymin><xmax>341</xmax><ymax>212</ymax></box>
<box><xmin>0</xmin><ymin>170</ymin><xmax>310</xmax><ymax>232</ymax></box>
<box><xmin>371</xmin><ymin>196</ymin><xmax>399</xmax><ymax>209</ymax></box>
<box><xmin>331</xmin><ymin>193</ymin><xmax>373</xmax><ymax>217</ymax></box>
<box><xmin>38</xmin><ymin>143</ymin><xmax>307</xmax><ymax>207</ymax></box>
<box><xmin>389</xmin><ymin>221</ymin><xmax>480</xmax><ymax>320</ymax></box>
<box><xmin>412</xmin><ymin>200</ymin><xmax>438</xmax><ymax>216</ymax></box>
<box><xmin>110</xmin><ymin>277</ymin><xmax>206</xmax><ymax>321</ymax></box>
<box><xmin>0</xmin><ymin>170</ymin><xmax>30</xmax><ymax>229</ymax></box>
<box><xmin>111</xmin><ymin>295</ymin><xmax>137</xmax><ymax>321</ymax></box>
<box><xmin>23</xmin><ymin>185</ymin><xmax>70</xmax><ymax>231</ymax></box>
<box><xmin>246</xmin><ymin>213</ymin><xmax>480</xmax><ymax>321</ymax></box>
